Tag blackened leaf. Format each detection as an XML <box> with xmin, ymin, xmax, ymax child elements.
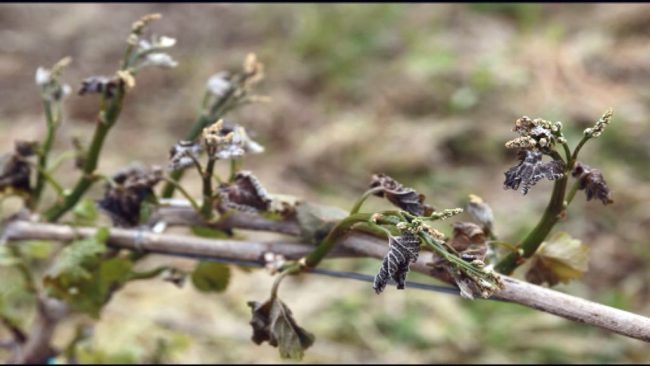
<box><xmin>369</xmin><ymin>173</ymin><xmax>434</xmax><ymax>216</ymax></box>
<box><xmin>0</xmin><ymin>144</ymin><xmax>33</xmax><ymax>195</ymax></box>
<box><xmin>78</xmin><ymin>75</ymin><xmax>119</xmax><ymax>98</ymax></box>
<box><xmin>504</xmin><ymin>150</ymin><xmax>564</xmax><ymax>195</ymax></box>
<box><xmin>247</xmin><ymin>297</ymin><xmax>315</xmax><ymax>360</ymax></box>
<box><xmin>217</xmin><ymin>171</ymin><xmax>271</xmax><ymax>213</ymax></box>
<box><xmin>97</xmin><ymin>165</ymin><xmax>162</xmax><ymax>227</ymax></box>
<box><xmin>525</xmin><ymin>232</ymin><xmax>588</xmax><ymax>287</ymax></box>
<box><xmin>168</xmin><ymin>140</ymin><xmax>201</xmax><ymax>171</ymax></box>
<box><xmin>190</xmin><ymin>261</ymin><xmax>230</xmax><ymax>293</ymax></box>
<box><xmin>572</xmin><ymin>162</ymin><xmax>613</xmax><ymax>205</ymax></box>
<box><xmin>373</xmin><ymin>232</ymin><xmax>421</xmax><ymax>294</ymax></box>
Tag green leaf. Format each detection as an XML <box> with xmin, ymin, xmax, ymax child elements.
<box><xmin>190</xmin><ymin>225</ymin><xmax>230</xmax><ymax>239</ymax></box>
<box><xmin>526</xmin><ymin>232</ymin><xmax>589</xmax><ymax>286</ymax></box>
<box><xmin>44</xmin><ymin>229</ymin><xmax>108</xmax><ymax>289</ymax></box>
<box><xmin>247</xmin><ymin>297</ymin><xmax>315</xmax><ymax>360</ymax></box>
<box><xmin>73</xmin><ymin>198</ymin><xmax>98</xmax><ymax>226</ymax></box>
<box><xmin>43</xmin><ymin>228</ymin><xmax>135</xmax><ymax>317</ymax></box>
<box><xmin>19</xmin><ymin>240</ymin><xmax>55</xmax><ymax>260</ymax></box>
<box><xmin>295</xmin><ymin>201</ymin><xmax>348</xmax><ymax>244</ymax></box>
<box><xmin>190</xmin><ymin>261</ymin><xmax>230</xmax><ymax>293</ymax></box>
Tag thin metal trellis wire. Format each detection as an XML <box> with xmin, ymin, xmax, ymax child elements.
<box><xmin>139</xmin><ymin>247</ymin><xmax>501</xmax><ymax>301</ymax></box>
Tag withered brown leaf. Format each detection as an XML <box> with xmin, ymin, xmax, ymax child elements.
<box><xmin>247</xmin><ymin>297</ymin><xmax>315</xmax><ymax>360</ymax></box>
<box><xmin>369</xmin><ymin>173</ymin><xmax>434</xmax><ymax>216</ymax></box>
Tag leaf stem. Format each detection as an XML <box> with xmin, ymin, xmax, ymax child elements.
<box><xmin>494</xmin><ymin>174</ymin><xmax>568</xmax><ymax>274</ymax></box>
<box><xmin>32</xmin><ymin>99</ymin><xmax>60</xmax><ymax>209</ymax></box>
<box><xmin>302</xmin><ymin>213</ymin><xmax>373</xmax><ymax>268</ymax></box>
<box><xmin>200</xmin><ymin>159</ymin><xmax>217</xmax><ymax>219</ymax></box>
<box><xmin>349</xmin><ymin>187</ymin><xmax>383</xmax><ymax>215</ymax></box>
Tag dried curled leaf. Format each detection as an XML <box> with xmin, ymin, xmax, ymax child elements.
<box><xmin>373</xmin><ymin>232</ymin><xmax>421</xmax><ymax>294</ymax></box>
<box><xmin>217</xmin><ymin>171</ymin><xmax>271</xmax><ymax>213</ymax></box>
<box><xmin>247</xmin><ymin>297</ymin><xmax>314</xmax><ymax>360</ymax></box>
<box><xmin>427</xmin><ymin>224</ymin><xmax>502</xmax><ymax>299</ymax></box>
<box><xmin>525</xmin><ymin>232</ymin><xmax>589</xmax><ymax>286</ymax></box>
<box><xmin>504</xmin><ymin>150</ymin><xmax>564</xmax><ymax>195</ymax></box>
<box><xmin>97</xmin><ymin>165</ymin><xmax>162</xmax><ymax>227</ymax></box>
<box><xmin>202</xmin><ymin>119</ymin><xmax>264</xmax><ymax>160</ymax></box>
<box><xmin>447</xmin><ymin>222</ymin><xmax>488</xmax><ymax>262</ymax></box>
<box><xmin>168</xmin><ymin>140</ymin><xmax>201</xmax><ymax>171</ymax></box>
<box><xmin>0</xmin><ymin>142</ymin><xmax>35</xmax><ymax>196</ymax></box>
<box><xmin>78</xmin><ymin>75</ymin><xmax>120</xmax><ymax>98</ymax></box>
<box><xmin>217</xmin><ymin>171</ymin><xmax>296</xmax><ymax>218</ymax></box>
<box><xmin>572</xmin><ymin>162</ymin><xmax>613</xmax><ymax>205</ymax></box>
<box><xmin>369</xmin><ymin>173</ymin><xmax>434</xmax><ymax>216</ymax></box>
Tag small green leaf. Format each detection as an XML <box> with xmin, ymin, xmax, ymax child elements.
<box><xmin>190</xmin><ymin>226</ymin><xmax>230</xmax><ymax>239</ymax></box>
<box><xmin>526</xmin><ymin>232</ymin><xmax>589</xmax><ymax>286</ymax></box>
<box><xmin>190</xmin><ymin>261</ymin><xmax>230</xmax><ymax>293</ymax></box>
<box><xmin>247</xmin><ymin>297</ymin><xmax>315</xmax><ymax>360</ymax></box>
<box><xmin>73</xmin><ymin>198</ymin><xmax>98</xmax><ymax>226</ymax></box>
<box><xmin>43</xmin><ymin>229</ymin><xmax>134</xmax><ymax>317</ymax></box>
<box><xmin>19</xmin><ymin>240</ymin><xmax>55</xmax><ymax>260</ymax></box>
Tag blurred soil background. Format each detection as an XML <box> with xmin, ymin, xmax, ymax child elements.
<box><xmin>1</xmin><ymin>3</ymin><xmax>650</xmax><ymax>363</ymax></box>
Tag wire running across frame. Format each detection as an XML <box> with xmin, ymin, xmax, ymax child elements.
<box><xmin>140</xmin><ymin>247</ymin><xmax>502</xmax><ymax>300</ymax></box>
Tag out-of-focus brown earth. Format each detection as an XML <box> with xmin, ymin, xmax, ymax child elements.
<box><xmin>1</xmin><ymin>3</ymin><xmax>650</xmax><ymax>363</ymax></box>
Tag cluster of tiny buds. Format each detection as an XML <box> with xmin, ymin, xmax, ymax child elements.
<box><xmin>431</xmin><ymin>208</ymin><xmax>464</xmax><ymax>220</ymax></box>
<box><xmin>584</xmin><ymin>108</ymin><xmax>613</xmax><ymax>138</ymax></box>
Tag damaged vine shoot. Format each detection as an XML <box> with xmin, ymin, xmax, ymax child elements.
<box><xmin>0</xmin><ymin>12</ymin><xmax>641</xmax><ymax>365</ymax></box>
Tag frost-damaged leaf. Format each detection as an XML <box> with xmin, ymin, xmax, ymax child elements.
<box><xmin>572</xmin><ymin>162</ymin><xmax>613</xmax><ymax>205</ymax></box>
<box><xmin>526</xmin><ymin>232</ymin><xmax>589</xmax><ymax>287</ymax></box>
<box><xmin>447</xmin><ymin>222</ymin><xmax>488</xmax><ymax>262</ymax></box>
<box><xmin>373</xmin><ymin>232</ymin><xmax>421</xmax><ymax>294</ymax></box>
<box><xmin>504</xmin><ymin>150</ymin><xmax>564</xmax><ymax>195</ymax></box>
<box><xmin>168</xmin><ymin>140</ymin><xmax>201</xmax><ymax>171</ymax></box>
<box><xmin>190</xmin><ymin>261</ymin><xmax>230</xmax><ymax>293</ymax></box>
<box><xmin>43</xmin><ymin>228</ymin><xmax>134</xmax><ymax>317</ymax></box>
<box><xmin>97</xmin><ymin>165</ymin><xmax>162</xmax><ymax>227</ymax></box>
<box><xmin>428</xmin><ymin>224</ymin><xmax>502</xmax><ymax>299</ymax></box>
<box><xmin>0</xmin><ymin>141</ymin><xmax>37</xmax><ymax>196</ymax></box>
<box><xmin>369</xmin><ymin>173</ymin><xmax>434</xmax><ymax>216</ymax></box>
<box><xmin>202</xmin><ymin>120</ymin><xmax>264</xmax><ymax>160</ymax></box>
<box><xmin>295</xmin><ymin>201</ymin><xmax>348</xmax><ymax>244</ymax></box>
<box><xmin>78</xmin><ymin>75</ymin><xmax>120</xmax><ymax>98</ymax></box>
<box><xmin>217</xmin><ymin>171</ymin><xmax>271</xmax><ymax>213</ymax></box>
<box><xmin>247</xmin><ymin>297</ymin><xmax>314</xmax><ymax>360</ymax></box>
<box><xmin>217</xmin><ymin>171</ymin><xmax>297</xmax><ymax>218</ymax></box>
